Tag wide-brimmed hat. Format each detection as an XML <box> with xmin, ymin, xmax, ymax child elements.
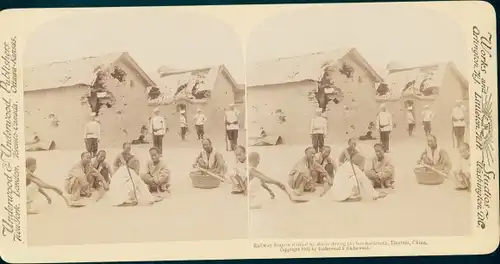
<box><xmin>196</xmin><ymin>108</ymin><xmax>202</xmax><ymax>113</ymax></box>
<box><xmin>153</xmin><ymin>108</ymin><xmax>160</xmax><ymax>113</ymax></box>
<box><xmin>90</xmin><ymin>112</ymin><xmax>96</xmax><ymax>117</ymax></box>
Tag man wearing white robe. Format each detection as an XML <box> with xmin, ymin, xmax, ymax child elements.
<box><xmin>376</xmin><ymin>104</ymin><xmax>393</xmax><ymax>153</ymax></box>
<box><xmin>451</xmin><ymin>100</ymin><xmax>466</xmax><ymax>148</ymax></box>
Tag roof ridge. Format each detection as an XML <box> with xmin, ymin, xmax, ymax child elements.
<box><xmin>254</xmin><ymin>47</ymin><xmax>354</xmax><ymax>65</ymax></box>
<box><xmin>25</xmin><ymin>51</ymin><xmax>126</xmax><ymax>70</ymax></box>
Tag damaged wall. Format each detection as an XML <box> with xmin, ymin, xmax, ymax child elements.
<box><xmin>24</xmin><ymin>59</ymin><xmax>153</xmax><ymax>149</ymax></box>
<box><xmin>145</xmin><ymin>69</ymin><xmax>245</xmax><ymax>147</ymax></box>
<box><xmin>382</xmin><ymin>66</ymin><xmax>469</xmax><ymax>140</ymax></box>
<box><xmin>248</xmin><ymin>53</ymin><xmax>379</xmax><ymax>145</ymax></box>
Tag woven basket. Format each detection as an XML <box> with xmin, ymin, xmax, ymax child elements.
<box><xmin>414</xmin><ymin>167</ymin><xmax>445</xmax><ymax>185</ymax></box>
<box><xmin>190</xmin><ymin>171</ymin><xmax>221</xmax><ymax>189</ymax></box>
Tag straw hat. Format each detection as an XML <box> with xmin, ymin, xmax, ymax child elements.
<box><xmin>153</xmin><ymin>108</ymin><xmax>160</xmax><ymax>113</ymax></box>
<box><xmin>196</xmin><ymin>108</ymin><xmax>202</xmax><ymax>113</ymax></box>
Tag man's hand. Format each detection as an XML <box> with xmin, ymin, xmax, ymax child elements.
<box><xmin>46</xmin><ymin>196</ymin><xmax>52</xmax><ymax>204</ymax></box>
<box><xmin>275</xmin><ymin>182</ymin><xmax>286</xmax><ymax>191</ymax></box>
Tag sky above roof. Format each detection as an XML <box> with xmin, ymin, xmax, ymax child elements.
<box><xmin>24</xmin><ymin>5</ymin><xmax>468</xmax><ymax>85</ymax></box>
<box><xmin>23</xmin><ymin>9</ymin><xmax>245</xmax><ymax>83</ymax></box>
<box><xmin>246</xmin><ymin>4</ymin><xmax>468</xmax><ymax>79</ymax></box>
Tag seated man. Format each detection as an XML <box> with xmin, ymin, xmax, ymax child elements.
<box><xmin>230</xmin><ymin>146</ymin><xmax>279</xmax><ymax>200</ymax></box>
<box><xmin>131</xmin><ymin>125</ymin><xmax>149</xmax><ymax>145</ymax></box>
<box><xmin>26</xmin><ymin>157</ymin><xmax>69</xmax><ymax>213</ymax></box>
<box><xmin>313</xmin><ymin>146</ymin><xmax>336</xmax><ymax>184</ymax></box>
<box><xmin>190</xmin><ymin>138</ymin><xmax>227</xmax><ymax>184</ymax></box>
<box><xmin>141</xmin><ymin>147</ymin><xmax>171</xmax><ymax>193</ymax></box>
<box><xmin>90</xmin><ymin>150</ymin><xmax>113</xmax><ymax>187</ymax></box>
<box><xmin>113</xmin><ymin>142</ymin><xmax>135</xmax><ymax>172</ymax></box>
<box><xmin>454</xmin><ymin>143</ymin><xmax>471</xmax><ymax>191</ymax></box>
<box><xmin>322</xmin><ymin>155</ymin><xmax>387</xmax><ymax>202</ymax></box>
<box><xmin>338</xmin><ymin>137</ymin><xmax>365</xmax><ymax>171</ymax></box>
<box><xmin>365</xmin><ymin>143</ymin><xmax>395</xmax><ymax>189</ymax></box>
<box><xmin>417</xmin><ymin>135</ymin><xmax>452</xmax><ymax>175</ymax></box>
<box><xmin>65</xmin><ymin>152</ymin><xmax>108</xmax><ymax>204</ymax></box>
<box><xmin>230</xmin><ymin>145</ymin><xmax>248</xmax><ymax>194</ymax></box>
<box><xmin>288</xmin><ymin>146</ymin><xmax>331</xmax><ymax>196</ymax></box>
<box><xmin>248</xmin><ymin>152</ymin><xmax>287</xmax><ymax>209</ymax></box>
<box><xmin>107</xmin><ymin>156</ymin><xmax>163</xmax><ymax>206</ymax></box>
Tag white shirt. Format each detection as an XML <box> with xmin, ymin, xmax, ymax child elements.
<box><xmin>458</xmin><ymin>156</ymin><xmax>470</xmax><ymax>174</ymax></box>
<box><xmin>84</xmin><ymin>120</ymin><xmax>100</xmax><ymax>139</ymax></box>
<box><xmin>407</xmin><ymin>112</ymin><xmax>415</xmax><ymax>124</ymax></box>
<box><xmin>422</xmin><ymin>110</ymin><xmax>434</xmax><ymax>122</ymax></box>
<box><xmin>150</xmin><ymin>115</ymin><xmax>166</xmax><ymax>136</ymax></box>
<box><xmin>194</xmin><ymin>113</ymin><xmax>206</xmax><ymax>125</ymax></box>
<box><xmin>225</xmin><ymin>110</ymin><xmax>240</xmax><ymax>130</ymax></box>
<box><xmin>180</xmin><ymin>115</ymin><xmax>188</xmax><ymax>128</ymax></box>
<box><xmin>310</xmin><ymin>116</ymin><xmax>328</xmax><ymax>135</ymax></box>
<box><xmin>377</xmin><ymin>111</ymin><xmax>393</xmax><ymax>131</ymax></box>
<box><xmin>452</xmin><ymin>106</ymin><xmax>466</xmax><ymax>127</ymax></box>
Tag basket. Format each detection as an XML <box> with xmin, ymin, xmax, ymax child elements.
<box><xmin>189</xmin><ymin>171</ymin><xmax>221</xmax><ymax>189</ymax></box>
<box><xmin>414</xmin><ymin>167</ymin><xmax>445</xmax><ymax>185</ymax></box>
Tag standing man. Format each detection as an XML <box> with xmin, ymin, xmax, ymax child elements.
<box><xmin>150</xmin><ymin>108</ymin><xmax>166</xmax><ymax>154</ymax></box>
<box><xmin>376</xmin><ymin>104</ymin><xmax>393</xmax><ymax>153</ymax></box>
<box><xmin>407</xmin><ymin>107</ymin><xmax>416</xmax><ymax>136</ymax></box>
<box><xmin>225</xmin><ymin>104</ymin><xmax>240</xmax><ymax>151</ymax></box>
<box><xmin>84</xmin><ymin>112</ymin><xmax>100</xmax><ymax>158</ymax></box>
<box><xmin>194</xmin><ymin>108</ymin><xmax>207</xmax><ymax>140</ymax></box>
<box><xmin>421</xmin><ymin>105</ymin><xmax>434</xmax><ymax>137</ymax></box>
<box><xmin>451</xmin><ymin>100</ymin><xmax>466</xmax><ymax>148</ymax></box>
<box><xmin>180</xmin><ymin>110</ymin><xmax>188</xmax><ymax>141</ymax></box>
<box><xmin>310</xmin><ymin>108</ymin><xmax>328</xmax><ymax>153</ymax></box>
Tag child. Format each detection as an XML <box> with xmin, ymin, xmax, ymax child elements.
<box><xmin>26</xmin><ymin>157</ymin><xmax>69</xmax><ymax>214</ymax></box>
<box><xmin>248</xmin><ymin>152</ymin><xmax>287</xmax><ymax>209</ymax></box>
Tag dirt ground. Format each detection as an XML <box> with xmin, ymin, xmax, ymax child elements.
<box><xmin>249</xmin><ymin>136</ymin><xmax>472</xmax><ymax>239</ymax></box>
<box><xmin>27</xmin><ymin>143</ymin><xmax>248</xmax><ymax>246</ymax></box>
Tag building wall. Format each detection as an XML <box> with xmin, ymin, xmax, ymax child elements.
<box><xmin>149</xmin><ymin>71</ymin><xmax>244</xmax><ymax>148</ymax></box>
<box><xmin>382</xmin><ymin>66</ymin><xmax>468</xmax><ymax>141</ymax></box>
<box><xmin>24</xmin><ymin>59</ymin><xmax>152</xmax><ymax>150</ymax></box>
<box><xmin>96</xmin><ymin>59</ymin><xmax>152</xmax><ymax>148</ymax></box>
<box><xmin>24</xmin><ymin>85</ymin><xmax>90</xmax><ymax>150</ymax></box>
<box><xmin>247</xmin><ymin>54</ymin><xmax>379</xmax><ymax>145</ymax></box>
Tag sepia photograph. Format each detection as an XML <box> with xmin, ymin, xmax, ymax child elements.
<box><xmin>0</xmin><ymin>2</ymin><xmax>497</xmax><ymax>263</ymax></box>
<box><xmin>246</xmin><ymin>4</ymin><xmax>472</xmax><ymax>239</ymax></box>
<box><xmin>22</xmin><ymin>8</ymin><xmax>248</xmax><ymax>245</ymax></box>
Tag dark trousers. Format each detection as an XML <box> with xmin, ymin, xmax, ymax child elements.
<box><xmin>379</xmin><ymin>131</ymin><xmax>391</xmax><ymax>152</ymax></box>
<box><xmin>311</xmin><ymin>133</ymin><xmax>325</xmax><ymax>153</ymax></box>
<box><xmin>85</xmin><ymin>138</ymin><xmax>98</xmax><ymax>157</ymax></box>
<box><xmin>423</xmin><ymin>121</ymin><xmax>432</xmax><ymax>136</ymax></box>
<box><xmin>408</xmin><ymin>123</ymin><xmax>415</xmax><ymax>136</ymax></box>
<box><xmin>153</xmin><ymin>135</ymin><xmax>163</xmax><ymax>154</ymax></box>
<box><xmin>227</xmin><ymin>129</ymin><xmax>239</xmax><ymax>151</ymax></box>
<box><xmin>195</xmin><ymin>125</ymin><xmax>204</xmax><ymax>139</ymax></box>
<box><xmin>453</xmin><ymin>126</ymin><xmax>465</xmax><ymax>147</ymax></box>
<box><xmin>181</xmin><ymin>127</ymin><xmax>188</xmax><ymax>140</ymax></box>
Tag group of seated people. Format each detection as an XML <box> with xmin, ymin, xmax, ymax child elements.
<box><xmin>27</xmin><ymin>142</ymin><xmax>171</xmax><ymax>211</ymax></box>
<box><xmin>283</xmin><ymin>134</ymin><xmax>471</xmax><ymax>203</ymax></box>
<box><xmin>26</xmin><ymin>133</ymin><xmax>471</xmax><ymax>213</ymax></box>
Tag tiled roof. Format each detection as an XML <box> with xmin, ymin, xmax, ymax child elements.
<box><xmin>24</xmin><ymin>52</ymin><xmax>156</xmax><ymax>92</ymax></box>
<box><xmin>247</xmin><ymin>48</ymin><xmax>383</xmax><ymax>87</ymax></box>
